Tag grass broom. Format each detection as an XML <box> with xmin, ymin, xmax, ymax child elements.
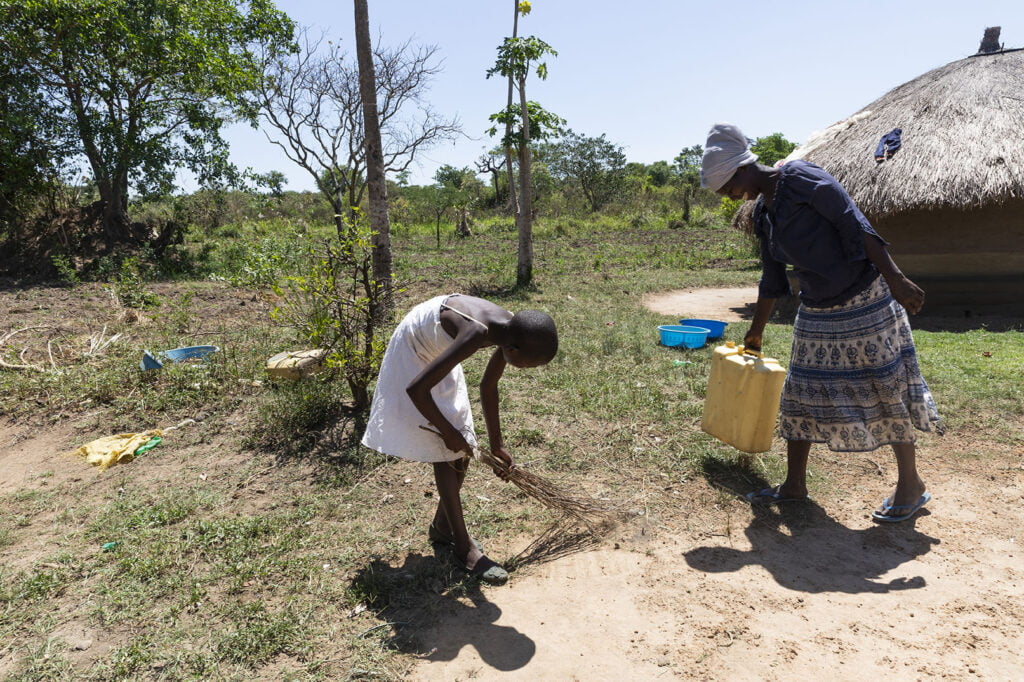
<box><xmin>420</xmin><ymin>425</ymin><xmax>621</xmax><ymax>531</ymax></box>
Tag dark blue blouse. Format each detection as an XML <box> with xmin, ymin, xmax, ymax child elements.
<box><xmin>754</xmin><ymin>160</ymin><xmax>886</xmax><ymax>307</ymax></box>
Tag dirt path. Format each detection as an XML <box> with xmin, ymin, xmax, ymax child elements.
<box><xmin>409</xmin><ymin>438</ymin><xmax>1024</xmax><ymax>680</ymax></box>
<box><xmin>642</xmin><ymin>287</ymin><xmax>759</xmax><ymax>322</ymax></box>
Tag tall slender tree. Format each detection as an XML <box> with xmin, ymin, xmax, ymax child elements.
<box><xmin>353</xmin><ymin>0</ymin><xmax>393</xmax><ymax>321</ymax></box>
<box><xmin>501</xmin><ymin>1</ymin><xmax>520</xmax><ymax>216</ymax></box>
<box><xmin>487</xmin><ymin>1</ymin><xmax>559</xmax><ymax>287</ymax></box>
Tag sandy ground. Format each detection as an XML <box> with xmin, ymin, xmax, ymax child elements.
<box><xmin>407</xmin><ymin>441</ymin><xmax>1024</xmax><ymax>680</ymax></box>
<box><xmin>3</xmin><ymin>285</ymin><xmax>1022</xmax><ymax>680</ymax></box>
<box><xmin>642</xmin><ymin>286</ymin><xmax>759</xmax><ymax>322</ymax></box>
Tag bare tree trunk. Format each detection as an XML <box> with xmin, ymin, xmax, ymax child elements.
<box><xmin>354</xmin><ymin>0</ymin><xmax>393</xmax><ymax>322</ymax></box>
<box><xmin>516</xmin><ymin>74</ymin><xmax>533</xmax><ymax>288</ymax></box>
<box><xmin>456</xmin><ymin>208</ymin><xmax>472</xmax><ymax>238</ymax></box>
<box><xmin>503</xmin><ymin>0</ymin><xmax>520</xmax><ymax>216</ymax></box>
<box><xmin>332</xmin><ymin>185</ymin><xmax>346</xmax><ymax>238</ymax></box>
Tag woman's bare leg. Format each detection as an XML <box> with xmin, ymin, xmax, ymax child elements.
<box><xmin>777</xmin><ymin>439</ymin><xmax>811</xmax><ymax>498</ymax></box>
<box><xmin>885</xmin><ymin>442</ymin><xmax>927</xmax><ymax>508</ymax></box>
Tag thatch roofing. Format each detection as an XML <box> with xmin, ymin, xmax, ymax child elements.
<box><xmin>786</xmin><ymin>47</ymin><xmax>1024</xmax><ymax>217</ymax></box>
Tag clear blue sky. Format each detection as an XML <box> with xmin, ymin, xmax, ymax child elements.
<box><xmin>220</xmin><ymin>0</ymin><xmax>1024</xmax><ymax>191</ymax></box>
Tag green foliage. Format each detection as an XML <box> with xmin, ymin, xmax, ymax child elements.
<box><xmin>543</xmin><ymin>130</ymin><xmax>628</xmax><ymax>212</ymax></box>
<box><xmin>0</xmin><ymin>49</ymin><xmax>65</xmax><ymax>232</ymax></box>
<box><xmin>271</xmin><ymin>221</ymin><xmax>389</xmax><ymax>410</ymax></box>
<box><xmin>645</xmin><ymin>160</ymin><xmax>674</xmax><ymax>187</ymax></box>
<box><xmin>486</xmin><ymin>35</ymin><xmax>558</xmax><ymax>82</ymax></box>
<box><xmin>487</xmin><ymin>101</ymin><xmax>566</xmax><ymax>149</ymax></box>
<box><xmin>673</xmin><ymin>144</ymin><xmax>703</xmax><ymax>186</ymax></box>
<box><xmin>112</xmin><ymin>257</ymin><xmax>161</xmax><ymax>309</ymax></box>
<box><xmin>751</xmin><ymin>132</ymin><xmax>797</xmax><ymax>167</ymax></box>
<box><xmin>716</xmin><ymin>196</ymin><xmax>744</xmax><ymax>223</ymax></box>
<box><xmin>202</xmin><ymin>220</ymin><xmax>308</xmax><ymax>288</ymax></box>
<box><xmin>0</xmin><ymin>0</ymin><xmax>296</xmax><ymax>232</ymax></box>
<box><xmin>50</xmin><ymin>255</ymin><xmax>80</xmax><ymax>285</ymax></box>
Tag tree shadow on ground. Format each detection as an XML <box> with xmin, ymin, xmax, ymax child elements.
<box><xmin>349</xmin><ymin>551</ymin><xmax>536</xmax><ymax>671</ymax></box>
<box><xmin>689</xmin><ymin>458</ymin><xmax>939</xmax><ymax>594</ymax></box>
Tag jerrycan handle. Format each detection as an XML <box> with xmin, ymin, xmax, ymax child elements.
<box><xmin>722</xmin><ymin>340</ymin><xmax>764</xmax><ymax>359</ymax></box>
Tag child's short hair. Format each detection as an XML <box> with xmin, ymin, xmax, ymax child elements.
<box><xmin>508</xmin><ymin>310</ymin><xmax>558</xmax><ymax>364</ymax></box>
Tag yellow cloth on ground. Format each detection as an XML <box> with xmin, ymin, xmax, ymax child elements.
<box><xmin>71</xmin><ymin>429</ymin><xmax>164</xmax><ymax>470</ymax></box>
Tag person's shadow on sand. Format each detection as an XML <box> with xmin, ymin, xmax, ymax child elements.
<box><xmin>686</xmin><ymin>469</ymin><xmax>939</xmax><ymax>594</ymax></box>
<box><xmin>349</xmin><ymin>553</ymin><xmax>535</xmax><ymax>671</ymax></box>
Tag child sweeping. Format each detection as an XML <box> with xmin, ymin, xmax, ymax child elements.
<box><xmin>361</xmin><ymin>294</ymin><xmax>558</xmax><ymax>585</ymax></box>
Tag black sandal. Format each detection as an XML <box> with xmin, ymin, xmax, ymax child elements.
<box><xmin>466</xmin><ymin>554</ymin><xmax>508</xmax><ymax>585</ymax></box>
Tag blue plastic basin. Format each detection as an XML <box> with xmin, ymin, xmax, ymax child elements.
<box><xmin>162</xmin><ymin>345</ymin><xmax>219</xmax><ymax>362</ymax></box>
<box><xmin>140</xmin><ymin>345</ymin><xmax>220</xmax><ymax>370</ymax></box>
<box><xmin>679</xmin><ymin>318</ymin><xmax>728</xmax><ymax>339</ymax></box>
<box><xmin>658</xmin><ymin>325</ymin><xmax>710</xmax><ymax>349</ymax></box>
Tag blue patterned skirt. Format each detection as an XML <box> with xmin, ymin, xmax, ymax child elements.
<box><xmin>779</xmin><ymin>275</ymin><xmax>943</xmax><ymax>451</ymax></box>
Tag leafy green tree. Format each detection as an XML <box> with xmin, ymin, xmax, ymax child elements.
<box><xmin>434</xmin><ymin>165</ymin><xmax>483</xmax><ymax>238</ymax></box>
<box><xmin>0</xmin><ymin>0</ymin><xmax>295</xmax><ymax>242</ymax></box>
<box><xmin>0</xmin><ymin>53</ymin><xmax>65</xmax><ymax>234</ymax></box>
<box><xmin>646</xmin><ymin>161</ymin><xmax>674</xmax><ymax>188</ymax></box>
<box><xmin>545</xmin><ymin>130</ymin><xmax>626</xmax><ymax>212</ymax></box>
<box><xmin>673</xmin><ymin>144</ymin><xmax>704</xmax><ymax>223</ymax></box>
<box><xmin>486</xmin><ymin>0</ymin><xmax>560</xmax><ymax>287</ymax></box>
<box><xmin>673</xmin><ymin>145</ymin><xmax>703</xmax><ymax>185</ymax></box>
<box><xmin>271</xmin><ymin>222</ymin><xmax>386</xmax><ymax>412</ymax></box>
<box><xmin>751</xmin><ymin>133</ymin><xmax>797</xmax><ymax>167</ymax></box>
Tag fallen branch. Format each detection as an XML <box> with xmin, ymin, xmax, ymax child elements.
<box><xmin>86</xmin><ymin>325</ymin><xmax>122</xmax><ymax>356</ymax></box>
<box><xmin>0</xmin><ymin>326</ymin><xmax>50</xmax><ymax>372</ymax></box>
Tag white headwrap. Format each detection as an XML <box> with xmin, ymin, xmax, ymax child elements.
<box><xmin>700</xmin><ymin>123</ymin><xmax>758</xmax><ymax>191</ymax></box>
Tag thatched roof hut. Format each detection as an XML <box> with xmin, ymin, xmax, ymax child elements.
<box><xmin>791</xmin><ymin>43</ymin><xmax>1024</xmax><ymax>217</ymax></box>
<box><xmin>775</xmin><ymin>29</ymin><xmax>1024</xmax><ymax>314</ymax></box>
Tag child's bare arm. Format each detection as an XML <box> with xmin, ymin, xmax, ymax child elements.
<box><xmin>480</xmin><ymin>348</ymin><xmax>514</xmax><ymax>477</ymax></box>
<box><xmin>480</xmin><ymin>348</ymin><xmax>507</xmax><ymax>452</ymax></box>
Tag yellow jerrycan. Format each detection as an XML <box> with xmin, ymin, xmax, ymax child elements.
<box><xmin>701</xmin><ymin>341</ymin><xmax>787</xmax><ymax>453</ymax></box>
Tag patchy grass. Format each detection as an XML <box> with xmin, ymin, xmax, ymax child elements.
<box><xmin>1</xmin><ymin>216</ymin><xmax>1022</xmax><ymax>678</ymax></box>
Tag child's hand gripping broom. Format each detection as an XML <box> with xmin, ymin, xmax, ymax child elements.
<box><xmin>419</xmin><ymin>425</ymin><xmax>620</xmax><ymax>531</ymax></box>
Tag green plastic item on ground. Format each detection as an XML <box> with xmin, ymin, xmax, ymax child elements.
<box><xmin>133</xmin><ymin>435</ymin><xmax>163</xmax><ymax>455</ymax></box>
<box><xmin>101</xmin><ymin>541</ymin><xmax>121</xmax><ymax>552</ymax></box>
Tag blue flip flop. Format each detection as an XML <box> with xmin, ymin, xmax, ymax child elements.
<box><xmin>871</xmin><ymin>492</ymin><xmax>931</xmax><ymax>523</ymax></box>
<box><xmin>746</xmin><ymin>486</ymin><xmax>810</xmax><ymax>504</ymax></box>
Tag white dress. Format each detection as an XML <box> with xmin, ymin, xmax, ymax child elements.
<box><xmin>361</xmin><ymin>295</ymin><xmax>481</xmax><ymax>462</ymax></box>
